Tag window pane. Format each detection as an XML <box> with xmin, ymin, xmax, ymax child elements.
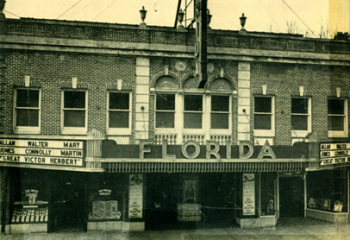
<box><xmin>254</xmin><ymin>114</ymin><xmax>271</xmax><ymax>129</ymax></box>
<box><xmin>328</xmin><ymin>99</ymin><xmax>344</xmax><ymax>114</ymax></box>
<box><xmin>64</xmin><ymin>91</ymin><xmax>85</xmax><ymax>108</ymax></box>
<box><xmin>211</xmin><ymin>113</ymin><xmax>229</xmax><ymax>129</ymax></box>
<box><xmin>109</xmin><ymin>93</ymin><xmax>129</xmax><ymax>110</ymax></box>
<box><xmin>64</xmin><ymin>110</ymin><xmax>85</xmax><ymax>127</ymax></box>
<box><xmin>291</xmin><ymin>115</ymin><xmax>308</xmax><ymax>130</ymax></box>
<box><xmin>254</xmin><ymin>97</ymin><xmax>271</xmax><ymax>113</ymax></box>
<box><xmin>109</xmin><ymin>111</ymin><xmax>129</xmax><ymax>128</ymax></box>
<box><xmin>292</xmin><ymin>98</ymin><xmax>308</xmax><ymax>114</ymax></box>
<box><xmin>16</xmin><ymin>109</ymin><xmax>39</xmax><ymax>126</ymax></box>
<box><xmin>184</xmin><ymin>95</ymin><xmax>202</xmax><ymax>111</ymax></box>
<box><xmin>156</xmin><ymin>94</ymin><xmax>175</xmax><ymax>110</ymax></box>
<box><xmin>328</xmin><ymin>116</ymin><xmax>344</xmax><ymax>131</ymax></box>
<box><xmin>212</xmin><ymin>96</ymin><xmax>229</xmax><ymax>112</ymax></box>
<box><xmin>184</xmin><ymin>113</ymin><xmax>202</xmax><ymax>128</ymax></box>
<box><xmin>17</xmin><ymin>90</ymin><xmax>39</xmax><ymax>107</ymax></box>
<box><xmin>156</xmin><ymin>112</ymin><xmax>174</xmax><ymax>128</ymax></box>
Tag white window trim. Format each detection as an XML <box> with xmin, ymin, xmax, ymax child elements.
<box><xmin>328</xmin><ymin>99</ymin><xmax>348</xmax><ymax>138</ymax></box>
<box><xmin>107</xmin><ymin>91</ymin><xmax>132</xmax><ymax>135</ymax></box>
<box><xmin>13</xmin><ymin>88</ymin><xmax>41</xmax><ymax>134</ymax></box>
<box><xmin>183</xmin><ymin>93</ymin><xmax>205</xmax><ymax>134</ymax></box>
<box><xmin>253</xmin><ymin>96</ymin><xmax>275</xmax><ymax>137</ymax></box>
<box><xmin>154</xmin><ymin>92</ymin><xmax>177</xmax><ymax>134</ymax></box>
<box><xmin>209</xmin><ymin>94</ymin><xmax>232</xmax><ymax>135</ymax></box>
<box><xmin>291</xmin><ymin>97</ymin><xmax>312</xmax><ymax>138</ymax></box>
<box><xmin>61</xmin><ymin>90</ymin><xmax>88</xmax><ymax>135</ymax></box>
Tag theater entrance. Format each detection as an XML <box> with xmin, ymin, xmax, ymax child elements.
<box><xmin>145</xmin><ymin>173</ymin><xmax>238</xmax><ymax>230</ymax></box>
<box><xmin>279</xmin><ymin>177</ymin><xmax>304</xmax><ymax>217</ymax></box>
<box><xmin>145</xmin><ymin>174</ymin><xmax>178</xmax><ymax>230</ymax></box>
<box><xmin>50</xmin><ymin>173</ymin><xmax>87</xmax><ymax>232</ymax></box>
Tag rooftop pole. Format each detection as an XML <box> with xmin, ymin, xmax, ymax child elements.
<box><xmin>194</xmin><ymin>0</ymin><xmax>207</xmax><ymax>88</ymax></box>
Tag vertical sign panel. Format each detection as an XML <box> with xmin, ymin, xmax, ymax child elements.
<box><xmin>128</xmin><ymin>174</ymin><xmax>143</xmax><ymax>219</ymax></box>
<box><xmin>243</xmin><ymin>173</ymin><xmax>255</xmax><ymax>215</ymax></box>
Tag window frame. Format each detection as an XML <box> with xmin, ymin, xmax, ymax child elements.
<box><xmin>61</xmin><ymin>90</ymin><xmax>88</xmax><ymax>135</ymax></box>
<box><xmin>183</xmin><ymin>92</ymin><xmax>204</xmax><ymax>134</ymax></box>
<box><xmin>210</xmin><ymin>94</ymin><xmax>232</xmax><ymax>134</ymax></box>
<box><xmin>253</xmin><ymin>95</ymin><xmax>275</xmax><ymax>137</ymax></box>
<box><xmin>291</xmin><ymin>97</ymin><xmax>312</xmax><ymax>137</ymax></box>
<box><xmin>328</xmin><ymin>98</ymin><xmax>348</xmax><ymax>138</ymax></box>
<box><xmin>13</xmin><ymin>88</ymin><xmax>41</xmax><ymax>134</ymax></box>
<box><xmin>155</xmin><ymin>92</ymin><xmax>176</xmax><ymax>132</ymax></box>
<box><xmin>107</xmin><ymin>91</ymin><xmax>132</xmax><ymax>135</ymax></box>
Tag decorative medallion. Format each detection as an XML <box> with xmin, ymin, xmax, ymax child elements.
<box><xmin>175</xmin><ymin>61</ymin><xmax>186</xmax><ymax>71</ymax></box>
<box><xmin>207</xmin><ymin>63</ymin><xmax>214</xmax><ymax>73</ymax></box>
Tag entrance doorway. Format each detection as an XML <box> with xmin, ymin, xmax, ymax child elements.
<box><xmin>145</xmin><ymin>174</ymin><xmax>178</xmax><ymax>230</ymax></box>
<box><xmin>51</xmin><ymin>177</ymin><xmax>86</xmax><ymax>232</ymax></box>
<box><xmin>279</xmin><ymin>177</ymin><xmax>304</xmax><ymax>217</ymax></box>
<box><xmin>198</xmin><ymin>173</ymin><xmax>237</xmax><ymax>229</ymax></box>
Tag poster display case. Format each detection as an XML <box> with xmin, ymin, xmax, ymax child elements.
<box><xmin>9</xmin><ymin>189</ymin><xmax>49</xmax><ymax>234</ymax></box>
<box><xmin>177</xmin><ymin>176</ymin><xmax>201</xmax><ymax>222</ymax></box>
<box><xmin>306</xmin><ymin>170</ymin><xmax>349</xmax><ymax>223</ymax></box>
<box><xmin>86</xmin><ymin>175</ymin><xmax>124</xmax><ymax>231</ymax></box>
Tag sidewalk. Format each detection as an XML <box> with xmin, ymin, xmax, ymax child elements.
<box><xmin>1</xmin><ymin>219</ymin><xmax>349</xmax><ymax>240</ymax></box>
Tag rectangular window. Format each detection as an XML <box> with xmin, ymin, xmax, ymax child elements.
<box><xmin>254</xmin><ymin>97</ymin><xmax>272</xmax><ymax>130</ymax></box>
<box><xmin>14</xmin><ymin>89</ymin><xmax>40</xmax><ymax>133</ymax></box>
<box><xmin>211</xmin><ymin>95</ymin><xmax>229</xmax><ymax>129</ymax></box>
<box><xmin>184</xmin><ymin>95</ymin><xmax>203</xmax><ymax>129</ymax></box>
<box><xmin>107</xmin><ymin>92</ymin><xmax>131</xmax><ymax>134</ymax></box>
<box><xmin>61</xmin><ymin>90</ymin><xmax>87</xmax><ymax>134</ymax></box>
<box><xmin>156</xmin><ymin>94</ymin><xmax>175</xmax><ymax>128</ymax></box>
<box><xmin>291</xmin><ymin>98</ymin><xmax>310</xmax><ymax>131</ymax></box>
<box><xmin>328</xmin><ymin>99</ymin><xmax>348</xmax><ymax>137</ymax></box>
<box><xmin>254</xmin><ymin>96</ymin><xmax>275</xmax><ymax>136</ymax></box>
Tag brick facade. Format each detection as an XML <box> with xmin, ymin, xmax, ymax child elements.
<box><xmin>4</xmin><ymin>51</ymin><xmax>136</xmax><ymax>136</ymax></box>
<box><xmin>2</xmin><ymin>49</ymin><xmax>349</xmax><ymax>145</ymax></box>
<box><xmin>251</xmin><ymin>63</ymin><xmax>349</xmax><ymax>145</ymax></box>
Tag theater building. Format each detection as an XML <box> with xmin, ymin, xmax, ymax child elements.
<box><xmin>0</xmin><ymin>5</ymin><xmax>349</xmax><ymax>235</ymax></box>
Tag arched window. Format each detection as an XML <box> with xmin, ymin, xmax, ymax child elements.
<box><xmin>155</xmin><ymin>76</ymin><xmax>178</xmax><ymax>129</ymax></box>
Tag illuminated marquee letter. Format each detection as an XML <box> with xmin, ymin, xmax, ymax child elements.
<box><xmin>206</xmin><ymin>140</ymin><xmax>220</xmax><ymax>160</ymax></box>
<box><xmin>182</xmin><ymin>140</ymin><xmax>200</xmax><ymax>159</ymax></box>
<box><xmin>257</xmin><ymin>140</ymin><xmax>276</xmax><ymax>159</ymax></box>
<box><xmin>239</xmin><ymin>141</ymin><xmax>254</xmax><ymax>159</ymax></box>
<box><xmin>162</xmin><ymin>139</ymin><xmax>176</xmax><ymax>159</ymax></box>
<box><xmin>139</xmin><ymin>140</ymin><xmax>152</xmax><ymax>159</ymax></box>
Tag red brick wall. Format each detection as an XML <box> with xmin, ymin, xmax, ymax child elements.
<box><xmin>251</xmin><ymin>63</ymin><xmax>350</xmax><ymax>145</ymax></box>
<box><xmin>4</xmin><ymin>51</ymin><xmax>136</xmax><ymax>136</ymax></box>
<box><xmin>3</xmin><ymin>51</ymin><xmax>349</xmax><ymax>145</ymax></box>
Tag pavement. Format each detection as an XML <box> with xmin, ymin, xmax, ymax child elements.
<box><xmin>1</xmin><ymin>218</ymin><xmax>349</xmax><ymax>240</ymax></box>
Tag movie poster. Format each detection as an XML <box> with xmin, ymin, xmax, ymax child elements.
<box><xmin>129</xmin><ymin>174</ymin><xmax>143</xmax><ymax>219</ymax></box>
<box><xmin>243</xmin><ymin>173</ymin><xmax>255</xmax><ymax>216</ymax></box>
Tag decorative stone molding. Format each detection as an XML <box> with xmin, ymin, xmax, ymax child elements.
<box><xmin>183</xmin><ymin>77</ymin><xmax>198</xmax><ymax>89</ymax></box>
<box><xmin>155</xmin><ymin>76</ymin><xmax>179</xmax><ymax>90</ymax></box>
<box><xmin>13</xmin><ymin>79</ymin><xmax>42</xmax><ymax>88</ymax></box>
<box><xmin>59</xmin><ymin>81</ymin><xmax>89</xmax><ymax>89</ymax></box>
<box><xmin>151</xmin><ymin>70</ymin><xmax>179</xmax><ymax>88</ymax></box>
<box><xmin>207</xmin><ymin>74</ymin><xmax>237</xmax><ymax>90</ymax></box>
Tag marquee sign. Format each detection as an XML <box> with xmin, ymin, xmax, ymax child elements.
<box><xmin>0</xmin><ymin>139</ymin><xmax>84</xmax><ymax>166</ymax></box>
<box><xmin>320</xmin><ymin>143</ymin><xmax>350</xmax><ymax>166</ymax></box>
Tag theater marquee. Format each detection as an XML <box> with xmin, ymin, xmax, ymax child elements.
<box><xmin>0</xmin><ymin>139</ymin><xmax>84</xmax><ymax>166</ymax></box>
<box><xmin>320</xmin><ymin>143</ymin><xmax>350</xmax><ymax>166</ymax></box>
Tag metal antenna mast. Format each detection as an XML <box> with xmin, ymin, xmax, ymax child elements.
<box><xmin>174</xmin><ymin>0</ymin><xmax>208</xmax><ymax>88</ymax></box>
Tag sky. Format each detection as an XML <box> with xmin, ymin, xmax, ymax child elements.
<box><xmin>4</xmin><ymin>0</ymin><xmax>349</xmax><ymax>38</ymax></box>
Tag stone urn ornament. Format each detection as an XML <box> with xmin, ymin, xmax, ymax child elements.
<box><xmin>139</xmin><ymin>6</ymin><xmax>147</xmax><ymax>26</ymax></box>
<box><xmin>207</xmin><ymin>9</ymin><xmax>212</xmax><ymax>28</ymax></box>
<box><xmin>0</xmin><ymin>0</ymin><xmax>6</xmax><ymax>19</ymax></box>
<box><xmin>177</xmin><ymin>9</ymin><xmax>184</xmax><ymax>29</ymax></box>
<box><xmin>239</xmin><ymin>13</ymin><xmax>247</xmax><ymax>32</ymax></box>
